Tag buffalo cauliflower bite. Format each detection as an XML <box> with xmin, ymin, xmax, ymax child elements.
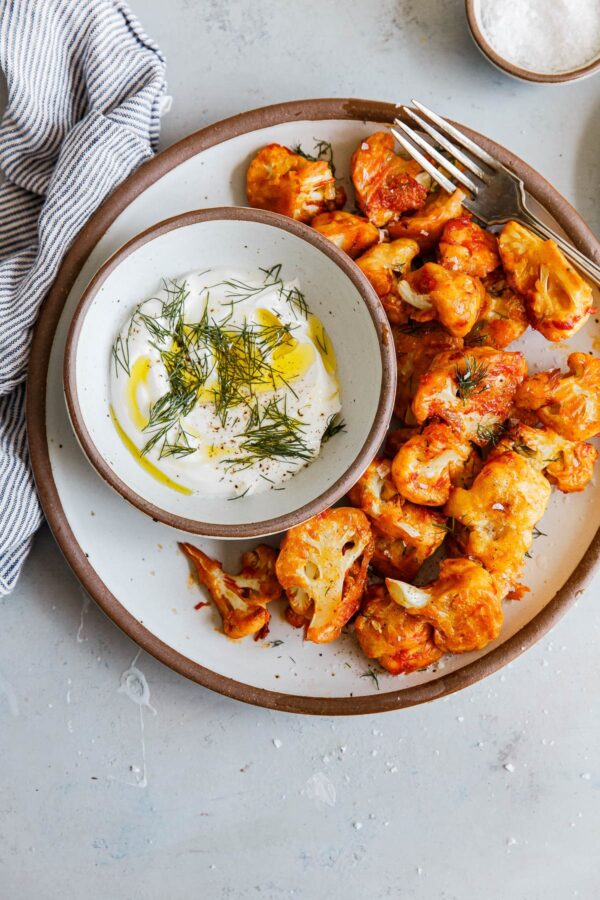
<box><xmin>493</xmin><ymin>422</ymin><xmax>597</xmax><ymax>493</ymax></box>
<box><xmin>515</xmin><ymin>352</ymin><xmax>600</xmax><ymax>441</ymax></box>
<box><xmin>438</xmin><ymin>215</ymin><xmax>500</xmax><ymax>278</ymax></box>
<box><xmin>445</xmin><ymin>450</ymin><xmax>552</xmax><ymax>588</ymax></box>
<box><xmin>348</xmin><ymin>457</ymin><xmax>446</xmax><ymax>549</ymax></box>
<box><xmin>466</xmin><ymin>274</ymin><xmax>528</xmax><ymax>350</ymax></box>
<box><xmin>351</xmin><ymin>131</ymin><xmax>428</xmax><ymax>226</ymax></box>
<box><xmin>385</xmin><ymin>558</ymin><xmax>504</xmax><ymax>654</ymax></box>
<box><xmin>393</xmin><ymin>324</ymin><xmax>463</xmax><ymax>423</ymax></box>
<box><xmin>412</xmin><ymin>346</ymin><xmax>528</xmax><ymax>445</ymax></box>
<box><xmin>391</xmin><ymin>422</ymin><xmax>473</xmax><ymax>506</ymax></box>
<box><xmin>388</xmin><ymin>188</ymin><xmax>466</xmax><ymax>250</ymax></box>
<box><xmin>275</xmin><ymin>508</ymin><xmax>373</xmax><ymax>643</ymax></box>
<box><xmin>311</xmin><ymin>211</ymin><xmax>379</xmax><ymax>259</ymax></box>
<box><xmin>355</xmin><ymin>239</ymin><xmax>420</xmax><ymax>324</ymax></box>
<box><xmin>246</xmin><ymin>143</ymin><xmax>343</xmax><ymax>223</ymax></box>
<box><xmin>371</xmin><ymin>525</ymin><xmax>429</xmax><ymax>581</ymax></box>
<box><xmin>398</xmin><ymin>262</ymin><xmax>485</xmax><ymax>338</ymax></box>
<box><xmin>498</xmin><ymin>220</ymin><xmax>594</xmax><ymax>342</ymax></box>
<box><xmin>180</xmin><ymin>543</ymin><xmax>282</xmax><ymax>640</ymax></box>
<box><xmin>354</xmin><ymin>584</ymin><xmax>443</xmax><ymax>674</ymax></box>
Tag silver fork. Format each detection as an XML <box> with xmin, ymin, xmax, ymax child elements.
<box><xmin>391</xmin><ymin>100</ymin><xmax>600</xmax><ymax>285</ymax></box>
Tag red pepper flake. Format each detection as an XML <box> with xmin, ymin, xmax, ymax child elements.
<box><xmin>194</xmin><ymin>601</ymin><xmax>210</xmax><ymax>611</ymax></box>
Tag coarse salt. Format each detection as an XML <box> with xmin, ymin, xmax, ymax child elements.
<box><xmin>478</xmin><ymin>0</ymin><xmax>600</xmax><ymax>74</ymax></box>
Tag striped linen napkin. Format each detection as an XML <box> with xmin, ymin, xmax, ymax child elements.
<box><xmin>0</xmin><ymin>0</ymin><xmax>167</xmax><ymax>594</ymax></box>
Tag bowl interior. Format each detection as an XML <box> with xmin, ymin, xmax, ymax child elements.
<box><xmin>70</xmin><ymin>215</ymin><xmax>387</xmax><ymax>531</ymax></box>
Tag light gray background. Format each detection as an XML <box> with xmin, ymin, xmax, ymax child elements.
<box><xmin>2</xmin><ymin>1</ymin><xmax>600</xmax><ymax>897</ymax></box>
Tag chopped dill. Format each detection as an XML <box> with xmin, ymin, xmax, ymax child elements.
<box><xmin>112</xmin><ymin>265</ymin><xmax>338</xmax><ymax>471</ymax></box>
<box><xmin>512</xmin><ymin>441</ymin><xmax>536</xmax><ymax>458</ymax></box>
<box><xmin>321</xmin><ymin>413</ymin><xmax>346</xmax><ymax>444</ymax></box>
<box><xmin>465</xmin><ymin>321</ymin><xmax>489</xmax><ymax>347</ymax></box>
<box><xmin>533</xmin><ymin>527</ymin><xmax>547</xmax><ymax>539</ymax></box>
<box><xmin>227</xmin><ymin>485</ymin><xmax>251</xmax><ymax>501</ymax></box>
<box><xmin>225</xmin><ymin>395</ymin><xmax>312</xmax><ymax>470</ymax></box>
<box><xmin>360</xmin><ymin>668</ymin><xmax>380</xmax><ymax>690</ymax></box>
<box><xmin>476</xmin><ymin>422</ymin><xmax>505</xmax><ymax>446</ymax></box>
<box><xmin>292</xmin><ymin>138</ymin><xmax>336</xmax><ymax>176</ymax></box>
<box><xmin>268</xmin><ymin>639</ymin><xmax>284</xmax><ymax>647</ymax></box>
<box><xmin>434</xmin><ymin>516</ymin><xmax>456</xmax><ymax>535</ymax></box>
<box><xmin>455</xmin><ymin>355</ymin><xmax>489</xmax><ymax>402</ymax></box>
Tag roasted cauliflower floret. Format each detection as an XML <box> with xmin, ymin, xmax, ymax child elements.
<box><xmin>494</xmin><ymin>422</ymin><xmax>597</xmax><ymax>493</ymax></box>
<box><xmin>354</xmin><ymin>584</ymin><xmax>442</xmax><ymax>675</ymax></box>
<box><xmin>275</xmin><ymin>508</ymin><xmax>373</xmax><ymax>644</ymax></box>
<box><xmin>246</xmin><ymin>143</ymin><xmax>343</xmax><ymax>223</ymax></box>
<box><xmin>371</xmin><ymin>525</ymin><xmax>429</xmax><ymax>581</ymax></box>
<box><xmin>445</xmin><ymin>450</ymin><xmax>552</xmax><ymax>588</ymax></box>
<box><xmin>438</xmin><ymin>215</ymin><xmax>500</xmax><ymax>278</ymax></box>
<box><xmin>348</xmin><ymin>458</ymin><xmax>446</xmax><ymax>561</ymax></box>
<box><xmin>391</xmin><ymin>422</ymin><xmax>473</xmax><ymax>506</ymax></box>
<box><xmin>385</xmin><ymin>558</ymin><xmax>504</xmax><ymax>654</ymax></box>
<box><xmin>393</xmin><ymin>324</ymin><xmax>463</xmax><ymax>423</ymax></box>
<box><xmin>388</xmin><ymin>188</ymin><xmax>466</xmax><ymax>250</ymax></box>
<box><xmin>180</xmin><ymin>543</ymin><xmax>282</xmax><ymax>639</ymax></box>
<box><xmin>412</xmin><ymin>346</ymin><xmax>528</xmax><ymax>445</ymax></box>
<box><xmin>350</xmin><ymin>131</ymin><xmax>428</xmax><ymax>227</ymax></box>
<box><xmin>466</xmin><ymin>274</ymin><xmax>528</xmax><ymax>350</ymax></box>
<box><xmin>398</xmin><ymin>262</ymin><xmax>485</xmax><ymax>338</ymax></box>
<box><xmin>498</xmin><ymin>220</ymin><xmax>593</xmax><ymax>342</ymax></box>
<box><xmin>311</xmin><ymin>210</ymin><xmax>379</xmax><ymax>258</ymax></box>
<box><xmin>515</xmin><ymin>352</ymin><xmax>600</xmax><ymax>441</ymax></box>
<box><xmin>355</xmin><ymin>239</ymin><xmax>420</xmax><ymax>324</ymax></box>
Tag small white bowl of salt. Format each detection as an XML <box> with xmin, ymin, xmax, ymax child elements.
<box><xmin>466</xmin><ymin>0</ymin><xmax>600</xmax><ymax>83</ymax></box>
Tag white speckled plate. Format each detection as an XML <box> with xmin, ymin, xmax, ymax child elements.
<box><xmin>28</xmin><ymin>99</ymin><xmax>600</xmax><ymax>714</ymax></box>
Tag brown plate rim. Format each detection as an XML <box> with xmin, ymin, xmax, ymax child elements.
<box><xmin>27</xmin><ymin>97</ymin><xmax>600</xmax><ymax>715</ymax></box>
<box><xmin>465</xmin><ymin>0</ymin><xmax>600</xmax><ymax>84</ymax></box>
<box><xmin>63</xmin><ymin>205</ymin><xmax>396</xmax><ymax>538</ymax></box>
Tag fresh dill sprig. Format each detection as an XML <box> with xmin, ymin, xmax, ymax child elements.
<box><xmin>455</xmin><ymin>355</ymin><xmax>489</xmax><ymax>402</ymax></box>
<box><xmin>464</xmin><ymin>321</ymin><xmax>489</xmax><ymax>347</ymax></box>
<box><xmin>512</xmin><ymin>441</ymin><xmax>536</xmax><ymax>458</ymax></box>
<box><xmin>395</xmin><ymin>320</ymin><xmax>437</xmax><ymax>336</ymax></box>
<box><xmin>117</xmin><ymin>267</ymin><xmax>333</xmax><ymax>468</ymax></box>
<box><xmin>321</xmin><ymin>413</ymin><xmax>346</xmax><ymax>444</ymax></box>
<box><xmin>292</xmin><ymin>138</ymin><xmax>336</xmax><ymax>176</ymax></box>
<box><xmin>360</xmin><ymin>668</ymin><xmax>380</xmax><ymax>690</ymax></box>
<box><xmin>434</xmin><ymin>516</ymin><xmax>456</xmax><ymax>535</ymax></box>
<box><xmin>476</xmin><ymin>422</ymin><xmax>505</xmax><ymax>446</ymax></box>
<box><xmin>225</xmin><ymin>395</ymin><xmax>312</xmax><ymax>471</ymax></box>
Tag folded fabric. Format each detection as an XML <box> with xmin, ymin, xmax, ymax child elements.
<box><xmin>0</xmin><ymin>0</ymin><xmax>167</xmax><ymax>594</ymax></box>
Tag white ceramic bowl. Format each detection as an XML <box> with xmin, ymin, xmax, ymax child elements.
<box><xmin>64</xmin><ymin>207</ymin><xmax>396</xmax><ymax>538</ymax></box>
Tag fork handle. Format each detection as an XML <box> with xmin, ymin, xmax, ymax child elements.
<box><xmin>517</xmin><ymin>206</ymin><xmax>600</xmax><ymax>286</ymax></box>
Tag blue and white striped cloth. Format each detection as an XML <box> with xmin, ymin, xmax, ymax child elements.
<box><xmin>0</xmin><ymin>0</ymin><xmax>167</xmax><ymax>593</ymax></box>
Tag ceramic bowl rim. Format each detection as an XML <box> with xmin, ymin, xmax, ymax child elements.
<box><xmin>63</xmin><ymin>205</ymin><xmax>397</xmax><ymax>538</ymax></box>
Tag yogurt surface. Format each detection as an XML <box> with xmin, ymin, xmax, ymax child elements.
<box><xmin>110</xmin><ymin>266</ymin><xmax>343</xmax><ymax>498</ymax></box>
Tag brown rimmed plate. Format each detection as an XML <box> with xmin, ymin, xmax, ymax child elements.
<box><xmin>27</xmin><ymin>98</ymin><xmax>600</xmax><ymax>715</ymax></box>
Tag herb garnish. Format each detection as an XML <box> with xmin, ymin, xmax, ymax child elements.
<box><xmin>360</xmin><ymin>668</ymin><xmax>380</xmax><ymax>690</ymax></box>
<box><xmin>321</xmin><ymin>413</ymin><xmax>346</xmax><ymax>444</ymax></box>
<box><xmin>476</xmin><ymin>422</ymin><xmax>505</xmax><ymax>446</ymax></box>
<box><xmin>455</xmin><ymin>355</ymin><xmax>489</xmax><ymax>402</ymax></box>
<box><xmin>434</xmin><ymin>516</ymin><xmax>456</xmax><ymax>535</ymax></box>
<box><xmin>111</xmin><ymin>266</ymin><xmax>342</xmax><ymax>467</ymax></box>
<box><xmin>292</xmin><ymin>138</ymin><xmax>336</xmax><ymax>176</ymax></box>
<box><xmin>512</xmin><ymin>441</ymin><xmax>536</xmax><ymax>458</ymax></box>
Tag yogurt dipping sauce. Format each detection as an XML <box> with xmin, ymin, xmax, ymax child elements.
<box><xmin>110</xmin><ymin>266</ymin><xmax>343</xmax><ymax>498</ymax></box>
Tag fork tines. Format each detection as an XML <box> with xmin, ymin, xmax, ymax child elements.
<box><xmin>392</xmin><ymin>100</ymin><xmax>498</xmax><ymax>198</ymax></box>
